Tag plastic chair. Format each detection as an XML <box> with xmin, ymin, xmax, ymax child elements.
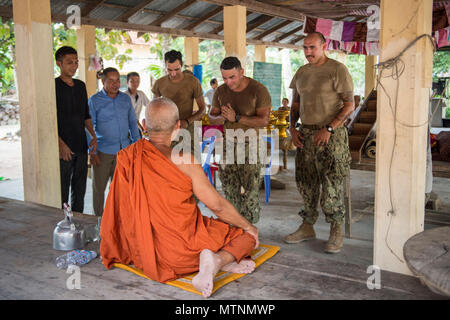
<box><xmin>201</xmin><ymin>136</ymin><xmax>216</xmax><ymax>186</ymax></box>
<box><xmin>262</xmin><ymin>136</ymin><xmax>274</xmax><ymax>203</ymax></box>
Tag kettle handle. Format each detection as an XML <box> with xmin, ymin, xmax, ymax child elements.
<box><xmin>63</xmin><ymin>203</ymin><xmax>73</xmax><ymax>223</ymax></box>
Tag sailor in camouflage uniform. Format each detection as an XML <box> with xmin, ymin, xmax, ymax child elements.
<box><xmin>210</xmin><ymin>57</ymin><xmax>271</xmax><ymax>224</ymax></box>
<box><xmin>285</xmin><ymin>32</ymin><xmax>355</xmax><ymax>253</ymax></box>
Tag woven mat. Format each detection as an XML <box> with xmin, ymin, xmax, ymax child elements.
<box><xmin>111</xmin><ymin>244</ymin><xmax>280</xmax><ymax>296</ymax></box>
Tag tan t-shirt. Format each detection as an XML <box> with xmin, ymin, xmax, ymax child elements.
<box><xmin>212</xmin><ymin>77</ymin><xmax>272</xmax><ymax>131</ymax></box>
<box><xmin>289</xmin><ymin>58</ymin><xmax>353</xmax><ymax>126</ymax></box>
<box><xmin>152</xmin><ymin>73</ymin><xmax>203</xmax><ymax>120</ymax></box>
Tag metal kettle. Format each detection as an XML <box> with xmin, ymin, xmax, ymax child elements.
<box><xmin>53</xmin><ymin>203</ymin><xmax>87</xmax><ymax>251</ymax></box>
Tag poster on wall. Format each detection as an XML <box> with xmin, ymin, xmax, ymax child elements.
<box><xmin>253</xmin><ymin>62</ymin><xmax>282</xmax><ymax>109</ymax></box>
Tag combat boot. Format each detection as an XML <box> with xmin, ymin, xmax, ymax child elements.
<box><xmin>324</xmin><ymin>222</ymin><xmax>343</xmax><ymax>253</ymax></box>
<box><xmin>284</xmin><ymin>221</ymin><xmax>316</xmax><ymax>244</ymax></box>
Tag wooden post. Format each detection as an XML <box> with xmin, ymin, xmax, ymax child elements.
<box><xmin>374</xmin><ymin>0</ymin><xmax>433</xmax><ymax>275</ymax></box>
<box><xmin>365</xmin><ymin>55</ymin><xmax>377</xmax><ymax>98</ymax></box>
<box><xmin>13</xmin><ymin>0</ymin><xmax>61</xmax><ymax>208</ymax></box>
<box><xmin>224</xmin><ymin>5</ymin><xmax>247</xmax><ymax>66</ymax></box>
<box><xmin>76</xmin><ymin>25</ymin><xmax>98</xmax><ymax>97</ymax></box>
<box><xmin>184</xmin><ymin>36</ymin><xmax>199</xmax><ymax>111</ymax></box>
<box><xmin>184</xmin><ymin>36</ymin><xmax>199</xmax><ymax>72</ymax></box>
<box><xmin>254</xmin><ymin>45</ymin><xmax>266</xmax><ymax>62</ymax></box>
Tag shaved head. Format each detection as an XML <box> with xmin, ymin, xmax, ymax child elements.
<box><xmin>305</xmin><ymin>32</ymin><xmax>326</xmax><ymax>44</ymax></box>
<box><xmin>145</xmin><ymin>97</ymin><xmax>179</xmax><ymax>133</ymax></box>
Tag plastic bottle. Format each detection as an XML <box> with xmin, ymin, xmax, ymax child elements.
<box><xmin>55</xmin><ymin>250</ymin><xmax>97</xmax><ymax>269</ymax></box>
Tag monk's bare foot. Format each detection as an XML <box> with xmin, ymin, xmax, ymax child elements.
<box><xmin>221</xmin><ymin>259</ymin><xmax>255</xmax><ymax>274</ymax></box>
<box><xmin>192</xmin><ymin>249</ymin><xmax>221</xmax><ymax>298</ymax></box>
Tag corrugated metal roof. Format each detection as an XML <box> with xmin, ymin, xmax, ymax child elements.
<box><xmin>146</xmin><ymin>0</ymin><xmax>185</xmax><ymax>13</ymax></box>
<box><xmin>161</xmin><ymin>16</ymin><xmax>186</xmax><ymax>29</ymax></box>
<box><xmin>129</xmin><ymin>12</ymin><xmax>160</xmax><ymax>25</ymax></box>
<box><xmin>90</xmin><ymin>5</ymin><xmax>125</xmax><ymax>21</ymax></box>
<box><xmin>3</xmin><ymin>0</ymin><xmax>443</xmax><ymax>50</ymax></box>
<box><xmin>106</xmin><ymin>0</ymin><xmax>143</xmax><ymax>7</ymax></box>
<box><xmin>181</xmin><ymin>2</ymin><xmax>218</xmax><ymax>18</ymax></box>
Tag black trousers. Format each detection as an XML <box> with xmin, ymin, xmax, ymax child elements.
<box><xmin>60</xmin><ymin>152</ymin><xmax>88</xmax><ymax>213</ymax></box>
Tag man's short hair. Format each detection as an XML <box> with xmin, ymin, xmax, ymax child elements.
<box><xmin>307</xmin><ymin>32</ymin><xmax>326</xmax><ymax>44</ymax></box>
<box><xmin>210</xmin><ymin>78</ymin><xmax>217</xmax><ymax>86</ymax></box>
<box><xmin>127</xmin><ymin>72</ymin><xmax>140</xmax><ymax>82</ymax></box>
<box><xmin>146</xmin><ymin>97</ymin><xmax>179</xmax><ymax>132</ymax></box>
<box><xmin>55</xmin><ymin>46</ymin><xmax>77</xmax><ymax>62</ymax></box>
<box><xmin>220</xmin><ymin>57</ymin><xmax>242</xmax><ymax>70</ymax></box>
<box><xmin>101</xmin><ymin>67</ymin><xmax>119</xmax><ymax>80</ymax></box>
<box><xmin>164</xmin><ymin>50</ymin><xmax>183</xmax><ymax>64</ymax></box>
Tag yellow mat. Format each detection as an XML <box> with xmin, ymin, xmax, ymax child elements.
<box><xmin>110</xmin><ymin>244</ymin><xmax>280</xmax><ymax>296</ymax></box>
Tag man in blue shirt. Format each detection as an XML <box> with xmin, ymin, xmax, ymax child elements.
<box><xmin>88</xmin><ymin>67</ymin><xmax>140</xmax><ymax>216</ymax></box>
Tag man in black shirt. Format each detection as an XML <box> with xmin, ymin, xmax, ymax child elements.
<box><xmin>55</xmin><ymin>46</ymin><xmax>97</xmax><ymax>213</ymax></box>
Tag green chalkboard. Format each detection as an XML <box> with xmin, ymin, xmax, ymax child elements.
<box><xmin>253</xmin><ymin>61</ymin><xmax>282</xmax><ymax>108</ymax></box>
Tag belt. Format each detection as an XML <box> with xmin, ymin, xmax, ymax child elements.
<box><xmin>301</xmin><ymin>124</ymin><xmax>344</xmax><ymax>130</ymax></box>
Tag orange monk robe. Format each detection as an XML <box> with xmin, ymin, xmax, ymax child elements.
<box><xmin>100</xmin><ymin>139</ymin><xmax>253</xmax><ymax>283</ymax></box>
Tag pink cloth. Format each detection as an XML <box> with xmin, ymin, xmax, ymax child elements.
<box><xmin>436</xmin><ymin>27</ymin><xmax>450</xmax><ymax>48</ymax></box>
<box><xmin>316</xmin><ymin>18</ymin><xmax>333</xmax><ymax>38</ymax></box>
<box><xmin>202</xmin><ymin>125</ymin><xmax>224</xmax><ymax>139</ymax></box>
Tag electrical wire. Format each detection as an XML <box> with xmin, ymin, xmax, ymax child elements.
<box><xmin>374</xmin><ymin>33</ymin><xmax>445</xmax><ymax>264</ymax></box>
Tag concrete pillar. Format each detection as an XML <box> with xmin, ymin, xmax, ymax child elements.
<box><xmin>76</xmin><ymin>25</ymin><xmax>98</xmax><ymax>97</ymax></box>
<box><xmin>184</xmin><ymin>37</ymin><xmax>199</xmax><ymax>72</ymax></box>
<box><xmin>13</xmin><ymin>0</ymin><xmax>61</xmax><ymax>208</ymax></box>
<box><xmin>224</xmin><ymin>5</ymin><xmax>247</xmax><ymax>67</ymax></box>
<box><xmin>365</xmin><ymin>55</ymin><xmax>377</xmax><ymax>98</ymax></box>
<box><xmin>254</xmin><ymin>45</ymin><xmax>266</xmax><ymax>62</ymax></box>
<box><xmin>374</xmin><ymin>0</ymin><xmax>433</xmax><ymax>275</ymax></box>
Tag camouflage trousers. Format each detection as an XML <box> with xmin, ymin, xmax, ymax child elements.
<box><xmin>295</xmin><ymin>126</ymin><xmax>351</xmax><ymax>225</ymax></box>
<box><xmin>219</xmin><ymin>140</ymin><xmax>263</xmax><ymax>224</ymax></box>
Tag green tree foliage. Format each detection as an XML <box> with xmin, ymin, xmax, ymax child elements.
<box><xmin>146</xmin><ymin>34</ymin><xmax>184</xmax><ymax>80</ymax></box>
<box><xmin>0</xmin><ymin>18</ymin><xmax>15</xmax><ymax>94</ymax></box>
<box><xmin>199</xmin><ymin>40</ymin><xmax>225</xmax><ymax>88</ymax></box>
<box><xmin>433</xmin><ymin>51</ymin><xmax>450</xmax><ymax>81</ymax></box>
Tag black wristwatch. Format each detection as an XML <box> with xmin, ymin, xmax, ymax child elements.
<box><xmin>235</xmin><ymin>114</ymin><xmax>241</xmax><ymax>123</ymax></box>
<box><xmin>325</xmin><ymin>124</ymin><xmax>334</xmax><ymax>134</ymax></box>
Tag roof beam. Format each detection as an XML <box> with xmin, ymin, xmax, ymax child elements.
<box><xmin>81</xmin><ymin>0</ymin><xmax>106</xmax><ymax>17</ymax></box>
<box><xmin>150</xmin><ymin>0</ymin><xmax>197</xmax><ymax>26</ymax></box>
<box><xmin>185</xmin><ymin>6</ymin><xmax>222</xmax><ymax>30</ymax></box>
<box><xmin>254</xmin><ymin>20</ymin><xmax>292</xmax><ymax>40</ymax></box>
<box><xmin>274</xmin><ymin>25</ymin><xmax>303</xmax><ymax>42</ymax></box>
<box><xmin>118</xmin><ymin>0</ymin><xmax>157</xmax><ymax>22</ymax></box>
<box><xmin>289</xmin><ymin>35</ymin><xmax>305</xmax><ymax>45</ymax></box>
<box><xmin>200</xmin><ymin>0</ymin><xmax>305</xmax><ymax>22</ymax></box>
<box><xmin>246</xmin><ymin>15</ymin><xmax>274</xmax><ymax>33</ymax></box>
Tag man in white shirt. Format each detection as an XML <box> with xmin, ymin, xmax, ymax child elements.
<box><xmin>124</xmin><ymin>72</ymin><xmax>150</xmax><ymax>122</ymax></box>
<box><xmin>204</xmin><ymin>78</ymin><xmax>218</xmax><ymax>113</ymax></box>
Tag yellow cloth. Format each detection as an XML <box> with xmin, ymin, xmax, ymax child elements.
<box><xmin>109</xmin><ymin>244</ymin><xmax>280</xmax><ymax>296</ymax></box>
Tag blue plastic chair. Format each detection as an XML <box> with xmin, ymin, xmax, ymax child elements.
<box><xmin>262</xmin><ymin>136</ymin><xmax>274</xmax><ymax>203</ymax></box>
<box><xmin>201</xmin><ymin>136</ymin><xmax>216</xmax><ymax>186</ymax></box>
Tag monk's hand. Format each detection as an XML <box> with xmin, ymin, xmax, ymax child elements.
<box><xmin>221</xmin><ymin>104</ymin><xmax>236</xmax><ymax>122</ymax></box>
<box><xmin>244</xmin><ymin>225</ymin><xmax>259</xmax><ymax>249</ymax></box>
<box><xmin>59</xmin><ymin>139</ymin><xmax>74</xmax><ymax>161</ymax></box>
<box><xmin>90</xmin><ymin>153</ymin><xmax>100</xmax><ymax>166</ymax></box>
<box><xmin>289</xmin><ymin>126</ymin><xmax>303</xmax><ymax>149</ymax></box>
<box><xmin>314</xmin><ymin>128</ymin><xmax>331</xmax><ymax>146</ymax></box>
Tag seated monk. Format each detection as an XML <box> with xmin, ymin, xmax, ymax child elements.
<box><xmin>100</xmin><ymin>97</ymin><xmax>259</xmax><ymax>298</ymax></box>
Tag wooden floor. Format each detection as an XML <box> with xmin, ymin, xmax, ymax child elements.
<box><xmin>0</xmin><ymin>165</ymin><xmax>446</xmax><ymax>300</ymax></box>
